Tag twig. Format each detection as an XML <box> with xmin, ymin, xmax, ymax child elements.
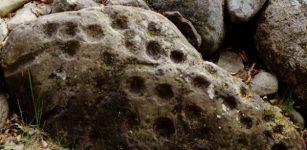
<box><xmin>245</xmin><ymin>63</ymin><xmax>256</xmax><ymax>84</ymax></box>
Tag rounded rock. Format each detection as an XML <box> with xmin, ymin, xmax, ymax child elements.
<box><xmin>1</xmin><ymin>6</ymin><xmax>305</xmax><ymax>150</ymax></box>
<box><xmin>250</xmin><ymin>71</ymin><xmax>278</xmax><ymax>96</ymax></box>
<box><xmin>217</xmin><ymin>51</ymin><xmax>244</xmax><ymax>74</ymax></box>
<box><xmin>227</xmin><ymin>0</ymin><xmax>267</xmax><ymax>23</ymax></box>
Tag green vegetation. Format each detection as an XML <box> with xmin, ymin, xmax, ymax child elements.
<box><xmin>278</xmin><ymin>83</ymin><xmax>294</xmax><ymax>112</ymax></box>
<box><xmin>28</xmin><ymin>70</ymin><xmax>43</xmax><ymax>127</ymax></box>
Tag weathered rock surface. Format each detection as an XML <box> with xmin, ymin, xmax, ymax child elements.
<box><xmin>32</xmin><ymin>1</ymin><xmax>52</xmax><ymax>16</ymax></box>
<box><xmin>0</xmin><ymin>19</ymin><xmax>8</xmax><ymax>43</ymax></box>
<box><xmin>250</xmin><ymin>71</ymin><xmax>278</xmax><ymax>96</ymax></box>
<box><xmin>2</xmin><ymin>6</ymin><xmax>305</xmax><ymax>150</ymax></box>
<box><xmin>52</xmin><ymin>0</ymin><xmax>99</xmax><ymax>13</ymax></box>
<box><xmin>7</xmin><ymin>2</ymin><xmax>37</xmax><ymax>30</ymax></box>
<box><xmin>146</xmin><ymin>0</ymin><xmax>225</xmax><ymax>54</ymax></box>
<box><xmin>0</xmin><ymin>94</ymin><xmax>8</xmax><ymax>129</ymax></box>
<box><xmin>217</xmin><ymin>51</ymin><xmax>244</xmax><ymax>74</ymax></box>
<box><xmin>227</xmin><ymin>0</ymin><xmax>267</xmax><ymax>23</ymax></box>
<box><xmin>105</xmin><ymin>0</ymin><xmax>149</xmax><ymax>9</ymax></box>
<box><xmin>255</xmin><ymin>0</ymin><xmax>307</xmax><ymax>100</ymax></box>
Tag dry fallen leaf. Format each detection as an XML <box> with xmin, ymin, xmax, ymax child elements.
<box><xmin>41</xmin><ymin>139</ymin><xmax>48</xmax><ymax>148</ymax></box>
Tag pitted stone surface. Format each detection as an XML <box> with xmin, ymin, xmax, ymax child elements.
<box><xmin>1</xmin><ymin>6</ymin><xmax>305</xmax><ymax>150</ymax></box>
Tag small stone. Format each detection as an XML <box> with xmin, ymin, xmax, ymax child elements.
<box><xmin>227</xmin><ymin>0</ymin><xmax>267</xmax><ymax>23</ymax></box>
<box><xmin>288</xmin><ymin>109</ymin><xmax>305</xmax><ymax>130</ymax></box>
<box><xmin>31</xmin><ymin>2</ymin><xmax>52</xmax><ymax>16</ymax></box>
<box><xmin>217</xmin><ymin>51</ymin><xmax>244</xmax><ymax>74</ymax></box>
<box><xmin>269</xmin><ymin>99</ymin><xmax>281</xmax><ymax>105</ymax></box>
<box><xmin>250</xmin><ymin>71</ymin><xmax>278</xmax><ymax>96</ymax></box>
<box><xmin>7</xmin><ymin>3</ymin><xmax>37</xmax><ymax>30</ymax></box>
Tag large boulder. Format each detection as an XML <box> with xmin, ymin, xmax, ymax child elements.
<box><xmin>1</xmin><ymin>6</ymin><xmax>305</xmax><ymax>149</ymax></box>
<box><xmin>146</xmin><ymin>0</ymin><xmax>225</xmax><ymax>55</ymax></box>
<box><xmin>255</xmin><ymin>0</ymin><xmax>307</xmax><ymax>100</ymax></box>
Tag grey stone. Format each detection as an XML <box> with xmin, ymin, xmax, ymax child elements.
<box><xmin>2</xmin><ymin>6</ymin><xmax>305</xmax><ymax>150</ymax></box>
<box><xmin>255</xmin><ymin>0</ymin><xmax>307</xmax><ymax>100</ymax></box>
<box><xmin>52</xmin><ymin>0</ymin><xmax>99</xmax><ymax>13</ymax></box>
<box><xmin>163</xmin><ymin>11</ymin><xmax>202</xmax><ymax>49</ymax></box>
<box><xmin>0</xmin><ymin>94</ymin><xmax>8</xmax><ymax>129</ymax></box>
<box><xmin>31</xmin><ymin>1</ymin><xmax>52</xmax><ymax>16</ymax></box>
<box><xmin>0</xmin><ymin>0</ymin><xmax>27</xmax><ymax>17</ymax></box>
<box><xmin>217</xmin><ymin>51</ymin><xmax>244</xmax><ymax>74</ymax></box>
<box><xmin>227</xmin><ymin>0</ymin><xmax>267</xmax><ymax>23</ymax></box>
<box><xmin>250</xmin><ymin>71</ymin><xmax>278</xmax><ymax>96</ymax></box>
<box><xmin>288</xmin><ymin>109</ymin><xmax>305</xmax><ymax>130</ymax></box>
<box><xmin>105</xmin><ymin>0</ymin><xmax>150</xmax><ymax>9</ymax></box>
<box><xmin>7</xmin><ymin>3</ymin><xmax>37</xmax><ymax>30</ymax></box>
<box><xmin>146</xmin><ymin>0</ymin><xmax>225</xmax><ymax>54</ymax></box>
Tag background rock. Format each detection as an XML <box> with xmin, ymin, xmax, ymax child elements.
<box><xmin>227</xmin><ymin>0</ymin><xmax>267</xmax><ymax>23</ymax></box>
<box><xmin>255</xmin><ymin>0</ymin><xmax>307</xmax><ymax>100</ymax></box>
<box><xmin>163</xmin><ymin>11</ymin><xmax>202</xmax><ymax>49</ymax></box>
<box><xmin>147</xmin><ymin>0</ymin><xmax>225</xmax><ymax>54</ymax></box>
<box><xmin>217</xmin><ymin>51</ymin><xmax>244</xmax><ymax>74</ymax></box>
<box><xmin>0</xmin><ymin>94</ymin><xmax>8</xmax><ymax>129</ymax></box>
<box><xmin>52</xmin><ymin>0</ymin><xmax>99</xmax><ymax>13</ymax></box>
<box><xmin>1</xmin><ymin>5</ymin><xmax>305</xmax><ymax>150</ymax></box>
